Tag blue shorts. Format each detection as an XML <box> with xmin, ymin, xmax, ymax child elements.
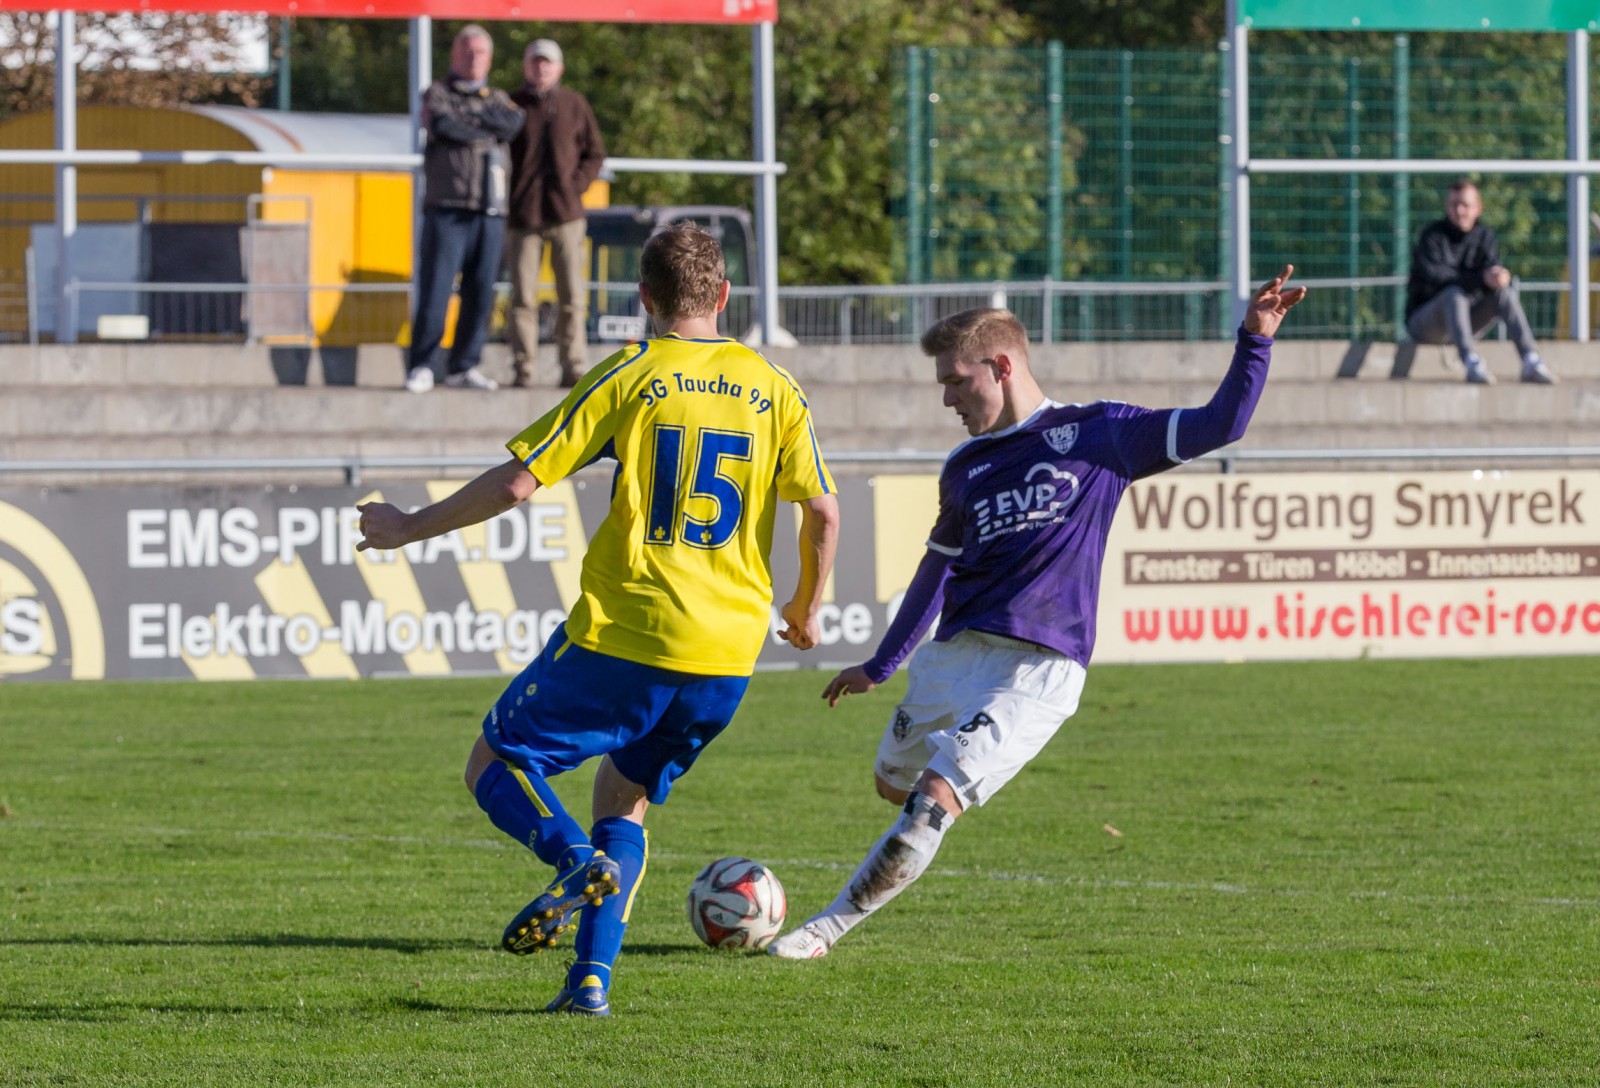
<box><xmin>481</xmin><ymin>626</ymin><xmax>750</xmax><ymax>805</ymax></box>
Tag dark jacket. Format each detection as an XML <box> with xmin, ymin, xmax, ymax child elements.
<box><xmin>421</xmin><ymin>78</ymin><xmax>525</xmax><ymax>215</ymax></box>
<box><xmin>508</xmin><ymin>84</ymin><xmax>607</xmax><ymax>230</ymax></box>
<box><xmin>1405</xmin><ymin>218</ymin><xmax>1503</xmax><ymax>318</ymax></box>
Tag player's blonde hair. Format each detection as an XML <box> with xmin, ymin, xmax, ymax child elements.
<box><xmin>641</xmin><ymin>223</ymin><xmax>726</xmax><ymax>320</ymax></box>
<box><xmin>920</xmin><ymin>308</ymin><xmax>1030</xmax><ymax>363</ymax></box>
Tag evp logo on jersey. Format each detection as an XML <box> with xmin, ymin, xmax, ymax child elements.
<box><xmin>971</xmin><ymin>463</ymin><xmax>1081</xmax><ymax>543</ymax></box>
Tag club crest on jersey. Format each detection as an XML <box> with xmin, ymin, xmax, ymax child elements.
<box><xmin>892</xmin><ymin>707</ymin><xmax>913</xmax><ymax>741</ymax></box>
<box><xmin>1044</xmin><ymin>423</ymin><xmax>1079</xmax><ymax>455</ymax></box>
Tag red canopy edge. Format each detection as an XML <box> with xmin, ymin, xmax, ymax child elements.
<box><xmin>0</xmin><ymin>0</ymin><xmax>776</xmax><ymax>21</ymax></box>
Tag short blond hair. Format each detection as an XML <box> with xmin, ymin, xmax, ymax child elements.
<box><xmin>920</xmin><ymin>308</ymin><xmax>1030</xmax><ymax>362</ymax></box>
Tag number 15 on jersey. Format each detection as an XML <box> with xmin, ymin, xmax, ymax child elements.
<box><xmin>646</xmin><ymin>425</ymin><xmax>755</xmax><ymax>551</ymax></box>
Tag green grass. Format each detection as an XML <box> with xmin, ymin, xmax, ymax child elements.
<box><xmin>3</xmin><ymin>657</ymin><xmax>1599</xmax><ymax>1086</ymax></box>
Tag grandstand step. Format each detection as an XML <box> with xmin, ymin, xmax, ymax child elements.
<box><xmin>1</xmin><ymin>339</ymin><xmax>1594</xmax><ymax>480</ymax></box>
<box><xmin>6</xmin><ymin>338</ymin><xmax>1600</xmax><ymax>389</ymax></box>
<box><xmin>0</xmin><ymin>379</ymin><xmax>1591</xmax><ymax>443</ymax></box>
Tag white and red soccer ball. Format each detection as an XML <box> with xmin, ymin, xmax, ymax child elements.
<box><xmin>687</xmin><ymin>856</ymin><xmax>787</xmax><ymax>950</ymax></box>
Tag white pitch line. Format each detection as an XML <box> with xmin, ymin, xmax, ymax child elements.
<box><xmin>7</xmin><ymin>818</ymin><xmax>1597</xmax><ymax>910</ymax></box>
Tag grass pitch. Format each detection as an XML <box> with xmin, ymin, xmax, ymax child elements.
<box><xmin>3</xmin><ymin>657</ymin><xmax>1598</xmax><ymax>1086</ymax></box>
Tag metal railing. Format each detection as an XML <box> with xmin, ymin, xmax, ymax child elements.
<box><xmin>3</xmin><ymin>446</ymin><xmax>1596</xmax><ymax>487</ymax></box>
<box><xmin>3</xmin><ymin>274</ymin><xmax>1581</xmax><ymax>347</ymax></box>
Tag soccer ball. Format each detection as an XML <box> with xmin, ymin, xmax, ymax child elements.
<box><xmin>687</xmin><ymin>856</ymin><xmax>787</xmax><ymax>950</ymax></box>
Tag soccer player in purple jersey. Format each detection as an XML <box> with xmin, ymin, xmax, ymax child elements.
<box><xmin>768</xmin><ymin>267</ymin><xmax>1305</xmax><ymax>960</ymax></box>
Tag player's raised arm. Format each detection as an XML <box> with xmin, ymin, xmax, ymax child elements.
<box><xmin>1243</xmin><ymin>264</ymin><xmax>1307</xmax><ymax>339</ymax></box>
<box><xmin>1119</xmin><ymin>264</ymin><xmax>1308</xmax><ymax>476</ymax></box>
<box><xmin>778</xmin><ymin>493</ymin><xmax>841</xmax><ymax>651</ymax></box>
<box><xmin>357</xmin><ymin>457</ymin><xmax>540</xmax><ymax>551</ymax></box>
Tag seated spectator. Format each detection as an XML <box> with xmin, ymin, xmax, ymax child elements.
<box><xmin>1404</xmin><ymin>179</ymin><xmax>1556</xmax><ymax>385</ymax></box>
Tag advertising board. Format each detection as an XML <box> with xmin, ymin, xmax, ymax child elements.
<box><xmin>2</xmin><ymin>469</ymin><xmax>1595</xmax><ymax>682</ymax></box>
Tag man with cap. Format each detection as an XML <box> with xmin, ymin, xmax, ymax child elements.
<box><xmin>508</xmin><ymin>38</ymin><xmax>608</xmax><ymax>388</ymax></box>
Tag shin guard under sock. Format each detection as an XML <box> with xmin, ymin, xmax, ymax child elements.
<box><xmin>568</xmin><ymin>817</ymin><xmax>648</xmax><ymax>992</ymax></box>
<box><xmin>473</xmin><ymin>760</ymin><xmax>590</xmax><ymax>870</ymax></box>
<box><xmin>807</xmin><ymin>791</ymin><xmax>952</xmax><ymax>946</ymax></box>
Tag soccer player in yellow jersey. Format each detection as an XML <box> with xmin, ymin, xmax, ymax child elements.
<box><xmin>356</xmin><ymin>223</ymin><xmax>840</xmax><ymax>1016</ymax></box>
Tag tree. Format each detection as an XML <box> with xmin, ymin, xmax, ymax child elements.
<box><xmin>307</xmin><ymin>2</ymin><xmax>1030</xmax><ymax>285</ymax></box>
<box><xmin>0</xmin><ymin>12</ymin><xmax>268</xmax><ymax>119</ymax></box>
<box><xmin>1009</xmin><ymin>0</ymin><xmax>1224</xmax><ymax>49</ymax></box>
<box><xmin>284</xmin><ymin>18</ymin><xmax>409</xmax><ymax>114</ymax></box>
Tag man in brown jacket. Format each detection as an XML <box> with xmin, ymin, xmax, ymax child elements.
<box><xmin>508</xmin><ymin>38</ymin><xmax>608</xmax><ymax>388</ymax></box>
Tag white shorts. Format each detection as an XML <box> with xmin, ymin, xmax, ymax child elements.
<box><xmin>874</xmin><ymin>629</ymin><xmax>1086</xmax><ymax>808</ymax></box>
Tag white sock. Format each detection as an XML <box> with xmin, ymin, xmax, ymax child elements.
<box><xmin>805</xmin><ymin>792</ymin><xmax>954</xmax><ymax>946</ymax></box>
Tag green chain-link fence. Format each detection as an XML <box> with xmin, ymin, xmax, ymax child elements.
<box><xmin>892</xmin><ymin>38</ymin><xmax>1586</xmax><ymax>339</ymax></box>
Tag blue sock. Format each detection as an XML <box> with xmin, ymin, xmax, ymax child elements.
<box><xmin>568</xmin><ymin>817</ymin><xmax>648</xmax><ymax>993</ymax></box>
<box><xmin>473</xmin><ymin>760</ymin><xmax>590</xmax><ymax>871</ymax></box>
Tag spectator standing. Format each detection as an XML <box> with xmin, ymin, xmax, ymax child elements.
<box><xmin>508</xmin><ymin>38</ymin><xmax>607</xmax><ymax>388</ymax></box>
<box><xmin>406</xmin><ymin>24</ymin><xmax>524</xmax><ymax>394</ymax></box>
<box><xmin>1405</xmin><ymin>180</ymin><xmax>1557</xmax><ymax>385</ymax></box>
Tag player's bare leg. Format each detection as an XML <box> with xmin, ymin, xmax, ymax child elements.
<box><xmin>770</xmin><ymin>769</ymin><xmax>963</xmax><ymax>960</ymax></box>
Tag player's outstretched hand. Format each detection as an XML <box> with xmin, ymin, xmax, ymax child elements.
<box><xmin>822</xmin><ymin>665</ymin><xmax>877</xmax><ymax>708</ymax></box>
<box><xmin>1243</xmin><ymin>264</ymin><xmax>1308</xmax><ymax>338</ymax></box>
<box><xmin>778</xmin><ymin>599</ymin><xmax>822</xmax><ymax>651</ymax></box>
<box><xmin>355</xmin><ymin>501</ymin><xmax>410</xmax><ymax>552</ymax></box>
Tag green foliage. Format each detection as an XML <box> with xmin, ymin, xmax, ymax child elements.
<box><xmin>0</xmin><ymin>12</ymin><xmax>269</xmax><ymax>121</ymax></box>
<box><xmin>1011</xmin><ymin>0</ymin><xmax>1226</xmax><ymax>49</ymax></box>
<box><xmin>285</xmin><ymin>18</ymin><xmax>411</xmax><ymax>114</ymax></box>
<box><xmin>899</xmin><ymin>32</ymin><xmax>1590</xmax><ymax>337</ymax></box>
<box><xmin>288</xmin><ymin>3</ymin><xmax>1029</xmax><ymax>285</ymax></box>
<box><xmin>4</xmin><ymin>658</ymin><xmax>1600</xmax><ymax>1084</ymax></box>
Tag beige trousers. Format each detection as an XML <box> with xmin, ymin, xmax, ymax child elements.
<box><xmin>508</xmin><ymin>216</ymin><xmax>588</xmax><ymax>383</ymax></box>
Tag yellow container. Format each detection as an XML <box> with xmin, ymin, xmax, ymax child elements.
<box><xmin>0</xmin><ymin>104</ymin><xmax>608</xmax><ymax>346</ymax></box>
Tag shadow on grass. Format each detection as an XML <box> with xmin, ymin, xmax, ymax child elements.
<box><xmin>611</xmin><ymin>941</ymin><xmax>705</xmax><ymax>957</ymax></box>
<box><xmin>1</xmin><ymin>933</ymin><xmax>482</xmax><ymax>954</ymax></box>
<box><xmin>0</xmin><ymin>996</ymin><xmax>557</xmax><ymax>1023</ymax></box>
<box><xmin>5</xmin><ymin>935</ymin><xmax>709</xmax><ymax>956</ymax></box>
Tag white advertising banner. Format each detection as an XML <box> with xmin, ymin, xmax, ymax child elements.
<box><xmin>1096</xmin><ymin>470</ymin><xmax>1600</xmax><ymax>662</ymax></box>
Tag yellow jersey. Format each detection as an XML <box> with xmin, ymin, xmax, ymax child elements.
<box><xmin>507</xmin><ymin>333</ymin><xmax>835</xmax><ymax>676</ymax></box>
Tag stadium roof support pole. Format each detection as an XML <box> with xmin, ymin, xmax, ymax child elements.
<box><xmin>54</xmin><ymin>10</ymin><xmax>77</xmax><ymax>345</ymax></box>
<box><xmin>752</xmin><ymin>20</ymin><xmax>779</xmax><ymax>344</ymax></box>
<box><xmin>1225</xmin><ymin>0</ymin><xmax>1251</xmax><ymax>329</ymax></box>
<box><xmin>409</xmin><ymin>15</ymin><xmax>431</xmax><ymax>321</ymax></box>
<box><xmin>1568</xmin><ymin>31</ymin><xmax>1590</xmax><ymax>342</ymax></box>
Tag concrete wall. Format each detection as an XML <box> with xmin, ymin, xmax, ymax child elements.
<box><xmin>2</xmin><ymin>339</ymin><xmax>1595</xmax><ymax>481</ymax></box>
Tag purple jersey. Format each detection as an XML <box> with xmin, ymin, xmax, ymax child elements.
<box><xmin>864</xmin><ymin>329</ymin><xmax>1273</xmax><ymax>677</ymax></box>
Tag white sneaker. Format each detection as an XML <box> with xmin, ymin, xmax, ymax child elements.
<box><xmin>405</xmin><ymin>366</ymin><xmax>435</xmax><ymax>393</ymax></box>
<box><xmin>443</xmin><ymin>366</ymin><xmax>499</xmax><ymax>391</ymax></box>
<box><xmin>1520</xmin><ymin>356</ymin><xmax>1557</xmax><ymax>384</ymax></box>
<box><xmin>766</xmin><ymin>924</ymin><xmax>831</xmax><ymax>960</ymax></box>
